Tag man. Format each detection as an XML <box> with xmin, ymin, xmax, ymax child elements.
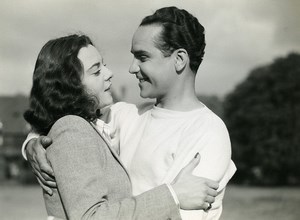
<box><xmin>23</xmin><ymin>7</ymin><xmax>236</xmax><ymax>219</ymax></box>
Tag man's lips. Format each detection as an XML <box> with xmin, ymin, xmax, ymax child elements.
<box><xmin>137</xmin><ymin>76</ymin><xmax>149</xmax><ymax>83</ymax></box>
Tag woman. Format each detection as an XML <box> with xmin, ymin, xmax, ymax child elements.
<box><xmin>24</xmin><ymin>34</ymin><xmax>217</xmax><ymax>219</ymax></box>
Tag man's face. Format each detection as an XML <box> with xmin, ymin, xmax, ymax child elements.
<box><xmin>129</xmin><ymin>25</ymin><xmax>176</xmax><ymax>99</ymax></box>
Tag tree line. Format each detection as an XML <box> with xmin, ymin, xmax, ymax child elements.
<box><xmin>223</xmin><ymin>53</ymin><xmax>300</xmax><ymax>185</ymax></box>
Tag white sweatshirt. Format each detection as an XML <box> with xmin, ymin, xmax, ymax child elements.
<box><xmin>109</xmin><ymin>102</ymin><xmax>236</xmax><ymax>220</ymax></box>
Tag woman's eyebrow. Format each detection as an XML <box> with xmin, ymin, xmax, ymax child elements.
<box><xmin>87</xmin><ymin>62</ymin><xmax>100</xmax><ymax>71</ymax></box>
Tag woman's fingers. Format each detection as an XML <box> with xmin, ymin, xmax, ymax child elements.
<box><xmin>182</xmin><ymin>152</ymin><xmax>201</xmax><ymax>174</ymax></box>
<box><xmin>205</xmin><ymin>195</ymin><xmax>215</xmax><ymax>204</ymax></box>
<box><xmin>204</xmin><ymin>202</ymin><xmax>212</xmax><ymax>212</ymax></box>
<box><xmin>207</xmin><ymin>179</ymin><xmax>219</xmax><ymax>190</ymax></box>
<box><xmin>206</xmin><ymin>187</ymin><xmax>218</xmax><ymax>197</ymax></box>
<box><xmin>171</xmin><ymin>152</ymin><xmax>201</xmax><ymax>184</ymax></box>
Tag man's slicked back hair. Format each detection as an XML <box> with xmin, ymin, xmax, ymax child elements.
<box><xmin>140</xmin><ymin>6</ymin><xmax>205</xmax><ymax>73</ymax></box>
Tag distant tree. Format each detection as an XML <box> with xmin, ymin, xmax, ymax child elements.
<box><xmin>198</xmin><ymin>95</ymin><xmax>223</xmax><ymax>118</ymax></box>
<box><xmin>223</xmin><ymin>53</ymin><xmax>300</xmax><ymax>185</ymax></box>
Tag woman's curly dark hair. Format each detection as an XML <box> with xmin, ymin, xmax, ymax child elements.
<box><xmin>24</xmin><ymin>34</ymin><xmax>100</xmax><ymax>135</ymax></box>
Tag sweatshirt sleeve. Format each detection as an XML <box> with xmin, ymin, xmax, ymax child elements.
<box><xmin>176</xmin><ymin>112</ymin><xmax>236</xmax><ymax>219</ymax></box>
<box><xmin>21</xmin><ymin>131</ymin><xmax>40</xmax><ymax>160</ymax></box>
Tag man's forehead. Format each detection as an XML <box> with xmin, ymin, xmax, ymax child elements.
<box><xmin>131</xmin><ymin>25</ymin><xmax>162</xmax><ymax>52</ymax></box>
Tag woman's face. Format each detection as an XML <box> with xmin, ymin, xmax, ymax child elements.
<box><xmin>78</xmin><ymin>44</ymin><xmax>113</xmax><ymax>109</ymax></box>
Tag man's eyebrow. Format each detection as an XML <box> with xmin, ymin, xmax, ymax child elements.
<box><xmin>131</xmin><ymin>50</ymin><xmax>150</xmax><ymax>56</ymax></box>
<box><xmin>87</xmin><ymin>62</ymin><xmax>100</xmax><ymax>71</ymax></box>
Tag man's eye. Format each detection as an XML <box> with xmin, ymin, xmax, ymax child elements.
<box><xmin>139</xmin><ymin>56</ymin><xmax>147</xmax><ymax>62</ymax></box>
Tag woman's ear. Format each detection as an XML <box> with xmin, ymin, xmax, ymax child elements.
<box><xmin>174</xmin><ymin>49</ymin><xmax>188</xmax><ymax>72</ymax></box>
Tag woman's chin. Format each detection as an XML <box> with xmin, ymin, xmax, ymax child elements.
<box><xmin>99</xmin><ymin>97</ymin><xmax>113</xmax><ymax>109</ymax></box>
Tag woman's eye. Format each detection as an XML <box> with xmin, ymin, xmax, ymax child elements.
<box><xmin>93</xmin><ymin>70</ymin><xmax>101</xmax><ymax>76</ymax></box>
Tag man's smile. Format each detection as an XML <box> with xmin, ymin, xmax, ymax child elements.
<box><xmin>136</xmin><ymin>75</ymin><xmax>149</xmax><ymax>83</ymax></box>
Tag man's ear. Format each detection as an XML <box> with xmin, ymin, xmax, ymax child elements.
<box><xmin>174</xmin><ymin>49</ymin><xmax>188</xmax><ymax>72</ymax></box>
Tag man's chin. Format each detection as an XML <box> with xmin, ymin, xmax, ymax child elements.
<box><xmin>140</xmin><ymin>91</ymin><xmax>155</xmax><ymax>99</ymax></box>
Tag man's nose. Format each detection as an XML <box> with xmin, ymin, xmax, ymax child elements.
<box><xmin>129</xmin><ymin>59</ymin><xmax>140</xmax><ymax>74</ymax></box>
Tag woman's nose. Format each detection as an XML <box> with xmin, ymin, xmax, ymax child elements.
<box><xmin>104</xmin><ymin>66</ymin><xmax>113</xmax><ymax>80</ymax></box>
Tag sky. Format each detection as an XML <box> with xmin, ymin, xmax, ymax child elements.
<box><xmin>0</xmin><ymin>0</ymin><xmax>299</xmax><ymax>104</ymax></box>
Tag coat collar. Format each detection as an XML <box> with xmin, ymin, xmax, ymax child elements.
<box><xmin>89</xmin><ymin>121</ymin><xmax>132</xmax><ymax>184</ymax></box>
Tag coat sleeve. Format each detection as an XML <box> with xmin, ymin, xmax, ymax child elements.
<box><xmin>47</xmin><ymin>115</ymin><xmax>181</xmax><ymax>220</ymax></box>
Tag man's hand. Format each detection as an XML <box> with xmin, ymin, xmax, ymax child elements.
<box><xmin>171</xmin><ymin>153</ymin><xmax>219</xmax><ymax>211</ymax></box>
<box><xmin>26</xmin><ymin>136</ymin><xmax>56</xmax><ymax>195</ymax></box>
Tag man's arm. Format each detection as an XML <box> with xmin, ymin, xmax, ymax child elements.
<box><xmin>22</xmin><ymin>134</ymin><xmax>56</xmax><ymax>194</ymax></box>
<box><xmin>189</xmin><ymin>117</ymin><xmax>236</xmax><ymax>189</ymax></box>
<box><xmin>178</xmin><ymin>115</ymin><xmax>236</xmax><ymax>219</ymax></box>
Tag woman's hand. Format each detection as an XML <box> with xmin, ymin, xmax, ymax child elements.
<box><xmin>171</xmin><ymin>153</ymin><xmax>219</xmax><ymax>211</ymax></box>
<box><xmin>26</xmin><ymin>136</ymin><xmax>56</xmax><ymax>195</ymax></box>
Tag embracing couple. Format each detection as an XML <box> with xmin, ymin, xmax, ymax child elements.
<box><xmin>22</xmin><ymin>6</ymin><xmax>236</xmax><ymax>220</ymax></box>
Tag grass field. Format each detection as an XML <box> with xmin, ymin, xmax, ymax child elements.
<box><xmin>0</xmin><ymin>183</ymin><xmax>299</xmax><ymax>220</ymax></box>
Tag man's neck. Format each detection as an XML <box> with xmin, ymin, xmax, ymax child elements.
<box><xmin>155</xmin><ymin>78</ymin><xmax>204</xmax><ymax>112</ymax></box>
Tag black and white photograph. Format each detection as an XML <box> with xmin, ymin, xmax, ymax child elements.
<box><xmin>0</xmin><ymin>0</ymin><xmax>299</xmax><ymax>219</ymax></box>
